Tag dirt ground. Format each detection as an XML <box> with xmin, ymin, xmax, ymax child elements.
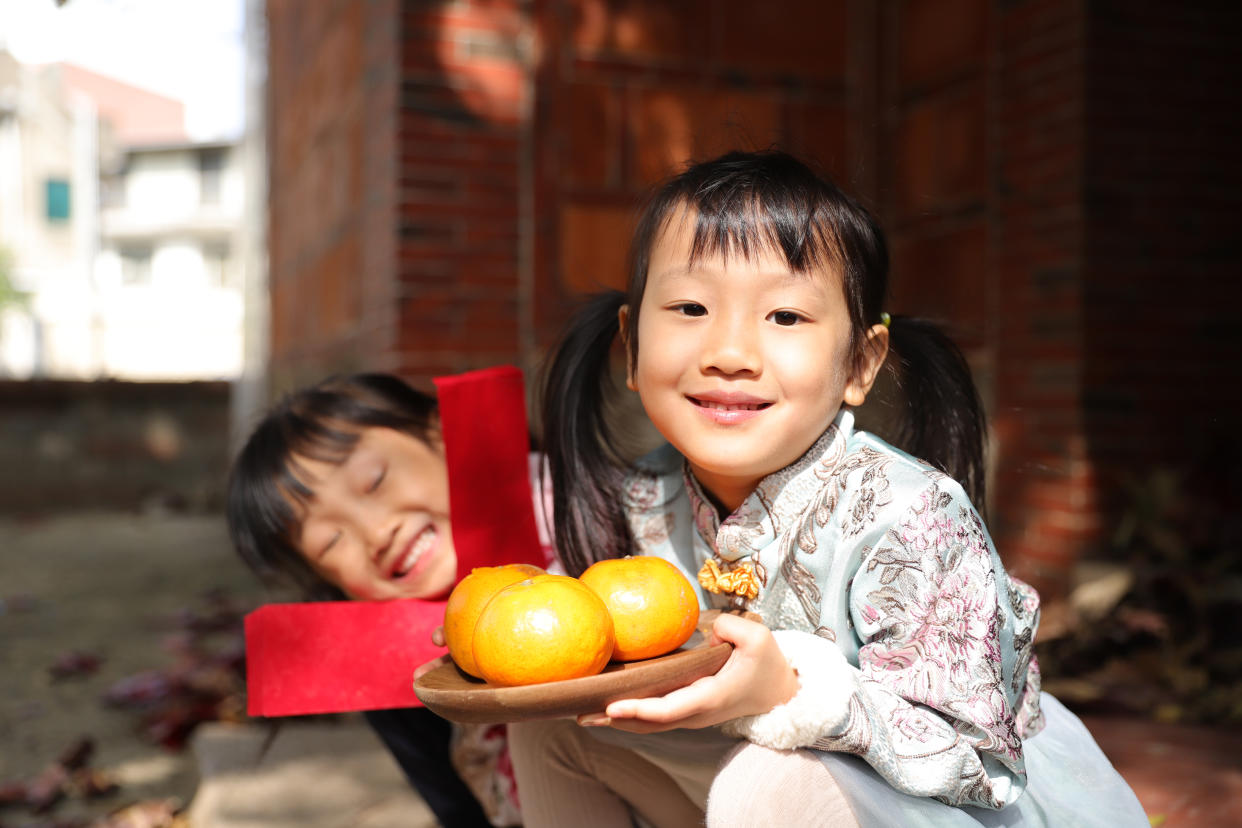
<box><xmin>0</xmin><ymin>512</ymin><xmax>275</xmax><ymax>824</ymax></box>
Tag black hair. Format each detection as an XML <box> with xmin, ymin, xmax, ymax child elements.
<box><xmin>225</xmin><ymin>373</ymin><xmax>439</xmax><ymax>601</ymax></box>
<box><xmin>541</xmin><ymin>150</ymin><xmax>986</xmax><ymax>576</ymax></box>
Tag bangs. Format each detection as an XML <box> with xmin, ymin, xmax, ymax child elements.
<box><xmin>275</xmin><ymin>418</ymin><xmax>363</xmax><ymax>509</ymax></box>
<box><xmin>232</xmin><ymin>416</ymin><xmax>362</xmax><ymax>565</ymax></box>
<box><xmin>661</xmin><ymin>154</ymin><xmax>850</xmax><ymax>277</ymax></box>
<box><xmin>678</xmin><ymin>195</ymin><xmax>843</xmax><ymax>278</ymax></box>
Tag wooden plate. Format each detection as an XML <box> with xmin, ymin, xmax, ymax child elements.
<box><xmin>414</xmin><ymin>610</ymin><xmax>732</xmax><ymax>723</ymax></box>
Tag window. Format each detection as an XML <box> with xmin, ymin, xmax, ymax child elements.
<box><xmin>202</xmin><ymin>242</ymin><xmax>231</xmax><ymax>288</ymax></box>
<box><xmin>45</xmin><ymin>178</ymin><xmax>70</xmax><ymax>221</ymax></box>
<box><xmin>119</xmin><ymin>246</ymin><xmax>153</xmax><ymax>285</ymax></box>
<box><xmin>199</xmin><ymin>148</ymin><xmax>225</xmax><ymax>205</ymax></box>
<box><xmin>101</xmin><ymin>174</ymin><xmax>126</xmax><ymax>209</ymax></box>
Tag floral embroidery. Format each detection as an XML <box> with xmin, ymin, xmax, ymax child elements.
<box><xmin>812</xmin><ymin>693</ymin><xmax>871</xmax><ymax>756</ymax></box>
<box><xmin>858</xmin><ymin>483</ymin><xmax>1024</xmax><ymax>767</ymax></box>
<box><xmin>781</xmin><ymin>543</ymin><xmax>823</xmax><ymax>627</ymax></box>
<box><xmin>624</xmin><ymin>472</ymin><xmax>675</xmax><ymax>551</ymax></box>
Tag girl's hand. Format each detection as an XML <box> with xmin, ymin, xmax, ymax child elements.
<box><xmin>413</xmin><ymin>625</ymin><xmax>449</xmax><ymax>681</ymax></box>
<box><xmin>579</xmin><ymin>612</ymin><xmax>799</xmax><ymax>733</ymax></box>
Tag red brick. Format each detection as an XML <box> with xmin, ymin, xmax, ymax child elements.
<box><xmin>894</xmin><ymin>83</ymin><xmax>986</xmax><ymax>218</ymax></box>
<box><xmin>561</xmin><ymin>82</ymin><xmax>623</xmax><ymax>189</ymax></box>
<box><xmin>568</xmin><ymin>0</ymin><xmax>711</xmax><ymax>62</ymax></box>
<box><xmin>559</xmin><ymin>203</ymin><xmax>636</xmax><ymax>293</ymax></box>
<box><xmin>715</xmin><ymin>0</ymin><xmax>848</xmax><ymax>82</ymax></box>
<box><xmin>896</xmin><ymin>0</ymin><xmax>988</xmax><ymax>90</ymax></box>
<box><xmin>789</xmin><ymin>101</ymin><xmax>849</xmax><ymax>180</ymax></box>
<box><xmin>889</xmin><ymin>220</ymin><xmax>989</xmax><ymax>344</ymax></box>
<box><xmin>629</xmin><ymin>86</ymin><xmax>784</xmax><ymax>184</ymax></box>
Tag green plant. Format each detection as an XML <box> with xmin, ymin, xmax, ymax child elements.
<box><xmin>0</xmin><ymin>245</ymin><xmax>28</xmax><ymax>310</ymax></box>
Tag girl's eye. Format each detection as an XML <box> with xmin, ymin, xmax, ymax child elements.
<box><xmin>769</xmin><ymin>310</ymin><xmax>803</xmax><ymax>326</ymax></box>
<box><xmin>674</xmin><ymin>303</ymin><xmax>707</xmax><ymax>317</ymax></box>
<box><xmin>368</xmin><ymin>466</ymin><xmax>387</xmax><ymax>493</ymax></box>
<box><xmin>320</xmin><ymin>531</ymin><xmax>342</xmax><ymax>559</ymax></box>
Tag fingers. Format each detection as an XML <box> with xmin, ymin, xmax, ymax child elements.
<box><xmin>431</xmin><ymin>625</ymin><xmax>446</xmax><ymax>647</ymax></box>
<box><xmin>604</xmin><ymin>676</ymin><xmax>718</xmax><ymax>722</ymax></box>
<box><xmin>596</xmin><ymin>717</ymin><xmax>690</xmax><ymax>735</ymax></box>
<box><xmin>710</xmin><ymin>611</ymin><xmax>770</xmax><ymax>649</ymax></box>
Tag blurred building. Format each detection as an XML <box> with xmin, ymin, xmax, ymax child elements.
<box><xmin>92</xmin><ymin>137</ymin><xmax>244</xmax><ymax>379</ymax></box>
<box><xmin>262</xmin><ymin>1</ymin><xmax>1241</xmax><ymax>599</ymax></box>
<box><xmin>0</xmin><ymin>53</ymin><xmax>244</xmax><ymax>380</ymax></box>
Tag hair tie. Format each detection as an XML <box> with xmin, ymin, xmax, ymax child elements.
<box><xmin>880</xmin><ymin>311</ymin><xmax>891</xmax><ymax>328</ymax></box>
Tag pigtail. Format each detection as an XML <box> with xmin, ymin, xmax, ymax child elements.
<box><xmin>540</xmin><ymin>290</ymin><xmax>634</xmax><ymax>576</ymax></box>
<box><xmin>883</xmin><ymin>315</ymin><xmax>988</xmax><ymax>512</ymax></box>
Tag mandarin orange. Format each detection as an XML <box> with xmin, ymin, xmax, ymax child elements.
<box><xmin>471</xmin><ymin>574</ymin><xmax>615</xmax><ymax>686</ymax></box>
<box><xmin>580</xmin><ymin>555</ymin><xmax>700</xmax><ymax>661</ymax></box>
<box><xmin>443</xmin><ymin>563</ymin><xmax>545</xmax><ymax>678</ymax></box>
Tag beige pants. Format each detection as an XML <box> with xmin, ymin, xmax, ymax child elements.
<box><xmin>508</xmin><ymin>719</ymin><xmax>860</xmax><ymax>828</ymax></box>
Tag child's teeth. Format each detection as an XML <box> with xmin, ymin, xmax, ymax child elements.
<box><xmin>703</xmin><ymin>401</ymin><xmax>761</xmax><ymax>410</ymax></box>
<box><xmin>395</xmin><ymin>526</ymin><xmax>436</xmax><ymax>576</ymax></box>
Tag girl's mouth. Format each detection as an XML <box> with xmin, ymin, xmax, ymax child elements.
<box><xmin>691</xmin><ymin>399</ymin><xmax>771</xmax><ymax>411</ymax></box>
<box><xmin>393</xmin><ymin>525</ymin><xmax>438</xmax><ymax>578</ymax></box>
<box><xmin>688</xmin><ymin>395</ymin><xmax>772</xmax><ymax>424</ymax></box>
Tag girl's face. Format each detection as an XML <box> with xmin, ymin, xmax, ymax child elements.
<box><xmin>626</xmin><ymin>213</ymin><xmax>886</xmax><ymax>514</ymax></box>
<box><xmin>290</xmin><ymin>426</ymin><xmax>457</xmax><ymax>601</ymax></box>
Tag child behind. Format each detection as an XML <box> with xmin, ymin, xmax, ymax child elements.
<box><xmin>519</xmin><ymin>151</ymin><xmax>1146</xmax><ymax>827</ymax></box>
<box><xmin>227</xmin><ymin>373</ymin><xmax>545</xmax><ymax>827</ymax></box>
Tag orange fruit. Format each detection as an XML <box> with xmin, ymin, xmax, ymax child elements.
<box><xmin>580</xmin><ymin>556</ymin><xmax>700</xmax><ymax>661</ymax></box>
<box><xmin>443</xmin><ymin>563</ymin><xmax>545</xmax><ymax>678</ymax></box>
<box><xmin>472</xmin><ymin>574</ymin><xmax>615</xmax><ymax>686</ymax></box>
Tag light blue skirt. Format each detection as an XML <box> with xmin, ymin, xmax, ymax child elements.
<box><xmin>587</xmin><ymin>693</ymin><xmax>1148</xmax><ymax>827</ymax></box>
<box><xmin>824</xmin><ymin>694</ymin><xmax>1149</xmax><ymax>827</ymax></box>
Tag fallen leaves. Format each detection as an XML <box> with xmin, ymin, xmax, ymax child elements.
<box><xmin>1035</xmin><ymin>465</ymin><xmax>1242</xmax><ymax>726</ymax></box>
<box><xmin>1</xmin><ymin>589</ymin><xmax>253</xmax><ymax>826</ymax></box>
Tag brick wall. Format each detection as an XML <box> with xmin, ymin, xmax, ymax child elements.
<box><xmin>266</xmin><ymin>0</ymin><xmax>402</xmax><ymax>390</ymax></box>
<box><xmin>1082</xmin><ymin>2</ymin><xmax>1242</xmax><ymax>537</ymax></box>
<box><xmin>263</xmin><ymin>0</ymin><xmax>1241</xmax><ymax>599</ymax></box>
<box><xmin>395</xmin><ymin>0</ymin><xmax>531</xmax><ymax>380</ymax></box>
<box><xmin>988</xmin><ymin>0</ymin><xmax>1093</xmax><ymax>594</ymax></box>
<box><xmin>875</xmin><ymin>0</ymin><xmax>1095</xmax><ymax>595</ymax></box>
<box><xmin>530</xmin><ymin>0</ymin><xmax>862</xmax><ymax>344</ymax></box>
<box><xmin>0</xmin><ymin>381</ymin><xmax>231</xmax><ymax>514</ymax></box>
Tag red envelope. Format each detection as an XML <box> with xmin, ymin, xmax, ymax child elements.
<box><xmin>244</xmin><ymin>365</ymin><xmax>545</xmax><ymax>717</ymax></box>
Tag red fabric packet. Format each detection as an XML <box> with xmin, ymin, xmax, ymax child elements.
<box><xmin>244</xmin><ymin>365</ymin><xmax>545</xmax><ymax>717</ymax></box>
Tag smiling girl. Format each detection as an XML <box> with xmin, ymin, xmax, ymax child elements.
<box><xmin>227</xmin><ymin>372</ymin><xmax>547</xmax><ymax>827</ymax></box>
<box><xmin>516</xmin><ymin>151</ymin><xmax>1147</xmax><ymax>827</ymax></box>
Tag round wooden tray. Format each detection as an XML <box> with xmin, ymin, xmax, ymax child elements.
<box><xmin>414</xmin><ymin>610</ymin><xmax>732</xmax><ymax>723</ymax></box>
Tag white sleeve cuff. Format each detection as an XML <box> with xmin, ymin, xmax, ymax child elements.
<box><xmin>720</xmin><ymin>630</ymin><xmax>856</xmax><ymax>750</ymax></box>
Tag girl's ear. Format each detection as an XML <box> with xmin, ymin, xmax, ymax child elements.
<box><xmin>843</xmin><ymin>323</ymin><xmax>890</xmax><ymax>407</ymax></box>
<box><xmin>618</xmin><ymin>304</ymin><xmax>636</xmax><ymax>391</ymax></box>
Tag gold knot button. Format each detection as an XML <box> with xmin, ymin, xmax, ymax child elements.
<box><xmin>697</xmin><ymin>559</ymin><xmax>760</xmax><ymax>602</ymax></box>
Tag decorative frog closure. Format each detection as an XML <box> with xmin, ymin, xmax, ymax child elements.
<box><xmin>698</xmin><ymin>558</ymin><xmax>761</xmax><ymax>601</ymax></box>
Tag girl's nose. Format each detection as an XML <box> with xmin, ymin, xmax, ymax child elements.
<box><xmin>699</xmin><ymin>313</ymin><xmax>761</xmax><ymax>376</ymax></box>
<box><xmin>362</xmin><ymin>513</ymin><xmax>399</xmax><ymax>560</ymax></box>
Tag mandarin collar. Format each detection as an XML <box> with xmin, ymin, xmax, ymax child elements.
<box><xmin>683</xmin><ymin>408</ymin><xmax>855</xmax><ymax>561</ymax></box>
